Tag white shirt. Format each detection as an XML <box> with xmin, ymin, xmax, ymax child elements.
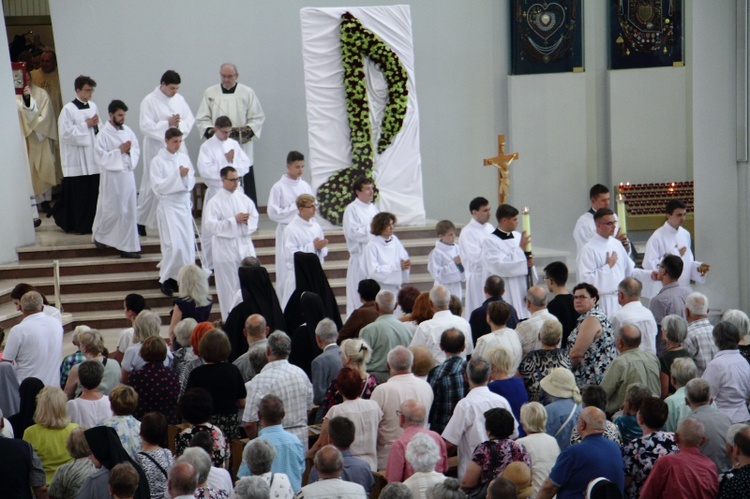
<box><xmin>280</xmin><ymin>214</ymin><xmax>328</xmax><ymax>307</ymax></box>
<box><xmin>267</xmin><ymin>175</ymin><xmax>314</xmax><ymax>225</ymax></box>
<box><xmin>3</xmin><ymin>312</ymin><xmax>63</xmax><ymax>386</ymax></box>
<box><xmin>410</xmin><ymin>310</ymin><xmax>473</xmax><ymax>363</ymax></box>
<box><xmin>203</xmin><ymin>187</ymin><xmax>259</xmax><ymax>263</ymax></box>
<box><xmin>362</xmin><ymin>235</ymin><xmax>410</xmax><ymax>293</ymax></box>
<box><xmin>325</xmin><ymin>398</ymin><xmax>383</xmax><ymax>471</ymax></box>
<box><xmin>481</xmin><ymin>230</ymin><xmax>536</xmax><ymax>320</ymax></box>
<box><xmin>609</xmin><ymin>301</ymin><xmax>659</xmax><ymax>354</ymax></box>
<box><xmin>139</xmin><ymin>86</ymin><xmax>194</xmax><ymax>166</ymax></box>
<box><xmin>428</xmin><ymin>241</ymin><xmax>465</xmax><ymax>299</ymax></box>
<box><xmin>95</xmin><ymin>121</ymin><xmax>140</xmax><ymax>173</ymax></box>
<box><xmin>459</xmin><ymin>219</ymin><xmax>495</xmax><ymax>318</ymax></box>
<box><xmin>58</xmin><ymin>99</ymin><xmax>99</xmax><ymax>177</ymax></box>
<box><xmin>117</xmin><ymin>327</ymin><xmax>135</xmax><ymax>354</ymax></box>
<box><xmin>196</xmin><ymin>135</ymin><xmax>250</xmax><ymax>196</ymax></box>
<box><xmin>343</xmin><ymin>198</ymin><xmax>379</xmax><ymax>255</ymax></box>
<box><xmin>516</xmin><ymin>432</ymin><xmax>560</xmax><ymax>498</ymax></box>
<box><xmin>206</xmin><ymin>466</ymin><xmax>234</xmax><ymax>496</ymax></box>
<box><xmin>473</xmin><ymin>327</ymin><xmax>523</xmax><ymax>373</ymax></box>
<box><xmin>643</xmin><ymin>221</ymin><xmax>706</xmax><ymax>288</ymax></box>
<box><xmin>515</xmin><ymin>309</ymin><xmax>558</xmax><ymax>357</ymax></box>
<box><xmin>573</xmin><ymin>210</ymin><xmax>621</xmax><ymax>257</ymax></box>
<box><xmin>66</xmin><ymin>396</ymin><xmax>113</xmax><ymax>427</ymax></box>
<box><xmin>295</xmin><ymin>478</ymin><xmax>366</xmax><ymax>499</ymax></box>
<box><xmin>441</xmin><ymin>386</ymin><xmax>518</xmax><ymax>479</ymax></box>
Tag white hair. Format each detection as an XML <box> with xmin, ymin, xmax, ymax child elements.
<box><xmin>177</xmin><ymin>447</ymin><xmax>211</xmax><ymax>484</ymax></box>
<box><xmin>405</xmin><ymin>432</ymin><xmax>440</xmax><ymax>473</ymax></box>
<box><xmin>315</xmin><ymin>318</ymin><xmax>339</xmax><ymax>344</ymax></box>
<box><xmin>686</xmin><ymin>292</ymin><xmax>709</xmax><ymax>316</ymax></box>
<box><xmin>232</xmin><ymin>476</ymin><xmax>270</xmax><ymax>499</ymax></box>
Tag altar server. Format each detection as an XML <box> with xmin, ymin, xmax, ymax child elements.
<box><xmin>92</xmin><ymin>100</ymin><xmax>141</xmax><ymax>258</ymax></box>
<box><xmin>573</xmin><ymin>184</ymin><xmax>629</xmax><ymax>258</ymax></box>
<box><xmin>458</xmin><ymin>197</ymin><xmax>494</xmax><ymax>318</ymax></box>
<box><xmin>363</xmin><ymin>212</ymin><xmax>411</xmax><ymax>295</ymax></box>
<box><xmin>428</xmin><ymin>220</ymin><xmax>465</xmax><ymax>299</ymax></box>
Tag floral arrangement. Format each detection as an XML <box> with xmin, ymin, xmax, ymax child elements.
<box><xmin>317</xmin><ymin>11</ymin><xmax>409</xmax><ymax>226</ymax></box>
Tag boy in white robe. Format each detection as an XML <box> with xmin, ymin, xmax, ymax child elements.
<box><xmin>92</xmin><ymin>100</ymin><xmax>141</xmax><ymax>258</ymax></box>
<box><xmin>203</xmin><ymin>166</ymin><xmax>259</xmax><ymax>321</ymax></box>
<box><xmin>279</xmin><ymin>194</ymin><xmax>328</xmax><ymax>307</ymax></box>
<box><xmin>267</xmin><ymin>151</ymin><xmax>313</xmax><ymax>299</ymax></box>
<box><xmin>342</xmin><ymin>176</ymin><xmax>379</xmax><ymax>318</ymax></box>
<box><xmin>137</xmin><ymin>70</ymin><xmax>194</xmax><ymax>234</ymax></box>
<box><xmin>196</xmin><ymin>116</ymin><xmax>250</xmax><ymax>270</ymax></box>
<box><xmin>481</xmin><ymin>204</ymin><xmax>536</xmax><ymax>320</ymax></box>
<box><xmin>428</xmin><ymin>220</ymin><xmax>465</xmax><ymax>299</ymax></box>
<box><xmin>458</xmin><ymin>197</ymin><xmax>494</xmax><ymax>318</ymax></box>
<box><xmin>363</xmin><ymin>212</ymin><xmax>411</xmax><ymax>295</ymax></box>
<box><xmin>150</xmin><ymin>128</ymin><xmax>196</xmax><ymax>296</ymax></box>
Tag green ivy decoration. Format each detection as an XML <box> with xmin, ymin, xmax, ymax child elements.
<box><xmin>317</xmin><ymin>11</ymin><xmax>409</xmax><ymax>226</ymax></box>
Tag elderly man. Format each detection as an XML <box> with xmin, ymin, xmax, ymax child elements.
<box><xmin>459</xmin><ymin>196</ymin><xmax>495</xmax><ymax>319</ymax></box>
<box><xmin>427</xmin><ymin>329</ymin><xmax>469</xmax><ymax>434</ymax></box>
<box><xmin>410</xmin><ymin>285</ymin><xmax>473</xmax><ymax>363</ymax></box>
<box><xmin>537</xmin><ymin>407</ymin><xmax>624</xmax><ymax>499</ymax></box>
<box><xmin>360</xmin><ymin>290</ymin><xmax>413</xmax><ymax>383</ymax></box>
<box><xmin>600</xmin><ymin>324</ymin><xmax>661</xmax><ymax>414</ymax></box>
<box><xmin>685</xmin><ymin>378</ymin><xmax>733</xmax><ymax>473</ymax></box>
<box><xmin>167</xmin><ymin>461</ymin><xmax>198</xmax><ymax>499</ymax></box>
<box><xmin>242</xmin><ymin>331</ymin><xmax>313</xmax><ymax>449</ymax></box>
<box><xmin>649</xmin><ymin>255</ymin><xmax>691</xmax><ymax>347</ymax></box>
<box><xmin>195</xmin><ymin>63</ymin><xmax>264</xmax><ymax>203</ymax></box>
<box><xmin>202</xmin><ymin>165</ymin><xmax>259</xmax><ymax>320</ymax></box>
<box><xmin>639</xmin><ymin>418</ymin><xmax>719</xmax><ymax>499</ymax></box>
<box><xmin>343</xmin><ymin>176</ymin><xmax>379</xmax><ymax>318</ymax></box>
<box><xmin>338</xmin><ymin>279</ymin><xmax>381</xmax><ymax>343</ymax></box>
<box><xmin>137</xmin><ymin>70</ymin><xmax>194</xmax><ymax>235</ymax></box>
<box><xmin>371</xmin><ymin>346</ymin><xmax>434</xmax><ymax>470</ymax></box>
<box><xmin>312</xmin><ymin>318</ymin><xmax>342</xmax><ymax>422</ymax></box>
<box><xmin>515</xmin><ymin>286</ymin><xmax>556</xmax><ymax>356</ymax></box>
<box><xmin>2</xmin><ymin>291</ymin><xmax>63</xmax><ymax>386</ymax></box>
<box><xmin>702</xmin><ymin>321</ymin><xmax>750</xmax><ymax>423</ymax></box>
<box><xmin>232</xmin><ymin>314</ymin><xmax>269</xmax><ymax>383</ymax></box>
<box><xmin>385</xmin><ymin>399</ymin><xmax>448</xmax><ymax>483</ymax></box>
<box><xmin>683</xmin><ymin>292</ymin><xmax>717</xmax><ymax>375</ymax></box>
<box><xmin>442</xmin><ymin>357</ymin><xmax>518</xmax><ymax>479</ymax></box>
<box><xmin>610</xmin><ymin>278</ymin><xmax>658</xmax><ymax>354</ymax></box>
<box><xmin>296</xmin><ymin>446</ymin><xmax>367</xmax><ymax>499</ymax></box>
<box><xmin>30</xmin><ymin>50</ymin><xmax>62</xmax><ymax>118</ymax></box>
<box><xmin>469</xmin><ymin>275</ymin><xmax>520</xmax><ymax>345</ymax></box>
<box><xmin>474</xmin><ymin>301</ymin><xmax>523</xmax><ymax>373</ymax></box>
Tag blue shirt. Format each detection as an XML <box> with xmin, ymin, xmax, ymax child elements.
<box><xmin>488</xmin><ymin>377</ymin><xmax>528</xmax><ymax>437</ymax></box>
<box><xmin>549</xmin><ymin>434</ymin><xmax>625</xmax><ymax>499</ymax></box>
<box><xmin>237</xmin><ymin>425</ymin><xmax>305</xmax><ymax>491</ymax></box>
<box><xmin>307</xmin><ymin>449</ymin><xmax>375</xmax><ymax>494</ymax></box>
<box><xmin>545</xmin><ymin>398</ymin><xmax>581</xmax><ymax>451</ymax></box>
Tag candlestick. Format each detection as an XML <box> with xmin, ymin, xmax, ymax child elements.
<box><xmin>522</xmin><ymin>206</ymin><xmax>532</xmax><ymax>252</ymax></box>
<box><xmin>617</xmin><ymin>194</ymin><xmax>628</xmax><ymax>235</ymax></box>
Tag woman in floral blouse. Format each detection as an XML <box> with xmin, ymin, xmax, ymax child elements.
<box><xmin>174</xmin><ymin>388</ymin><xmax>229</xmax><ymax>469</ymax></box>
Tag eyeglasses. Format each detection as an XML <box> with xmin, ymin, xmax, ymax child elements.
<box><xmin>573</xmin><ymin>295</ymin><xmax>591</xmax><ymax>300</ymax></box>
<box><xmin>220</xmin><ymin>73</ymin><xmax>238</xmax><ymax>79</ymax></box>
<box><xmin>223</xmin><ymin>177</ymin><xmax>240</xmax><ymax>183</ymax></box>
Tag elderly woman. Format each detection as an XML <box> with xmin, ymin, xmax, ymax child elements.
<box><xmin>170</xmin><ymin>317</ymin><xmax>198</xmax><ymax>375</ymax></box>
<box><xmin>127</xmin><ymin>336</ymin><xmax>181</xmax><ymax>423</ymax></box>
<box><xmin>488</xmin><ymin>347</ymin><xmax>529</xmax><ymax>436</ymax></box>
<box><xmin>622</xmin><ymin>397</ymin><xmax>677</xmax><ymax>499</ymax></box>
<box><xmin>401</xmin><ymin>432</ymin><xmax>447</xmax><ymax>499</ymax></box>
<box><xmin>48</xmin><ymin>427</ymin><xmax>95</xmax><ymax>499</ymax></box>
<box><xmin>177</xmin><ymin>447</ymin><xmax>227</xmax><ymax>499</ymax></box>
<box><xmin>702</xmin><ymin>321</ymin><xmax>750</xmax><ymax>423</ymax></box>
<box><xmin>518</xmin><ymin>319</ymin><xmax>571</xmax><ymax>404</ymax></box>
<box><xmin>663</xmin><ymin>357</ymin><xmax>698</xmax><ymax>432</ymax></box>
<box><xmin>307</xmin><ymin>367</ymin><xmax>383</xmax><ymax>471</ymax></box>
<box><xmin>121</xmin><ymin>310</ymin><xmax>172</xmax><ymax>383</ymax></box>
<box><xmin>461</xmin><ymin>407</ymin><xmax>530</xmax><ymax>493</ymax></box>
<box><xmin>240</xmin><ymin>439</ymin><xmax>294</xmax><ymax>499</ymax></box>
<box><xmin>99</xmin><ymin>384</ymin><xmax>142</xmax><ymax>458</ymax></box>
<box><xmin>566</xmin><ymin>283</ymin><xmax>617</xmax><ymax>386</ymax></box>
<box><xmin>722</xmin><ymin>309</ymin><xmax>750</xmax><ymax>363</ymax></box>
<box><xmin>175</xmin><ymin>388</ymin><xmax>229</xmax><ymax>469</ymax></box>
<box><xmin>22</xmin><ymin>386</ymin><xmax>78</xmax><ymax>485</ymax></box>
<box><xmin>658</xmin><ymin>314</ymin><xmax>691</xmax><ymax>398</ymax></box>
<box><xmin>135</xmin><ymin>412</ymin><xmax>174</xmax><ymax>499</ymax></box>
<box><xmin>64</xmin><ymin>328</ymin><xmax>121</xmax><ymax>398</ymax></box>
<box><xmin>540</xmin><ymin>367</ymin><xmax>582</xmax><ymax>451</ymax></box>
<box><xmin>169</xmin><ymin>264</ymin><xmax>213</xmax><ymax>340</ymax></box>
<box><xmin>186</xmin><ymin>329</ymin><xmax>246</xmax><ymax>441</ymax></box>
<box><xmin>516</xmin><ymin>402</ymin><xmax>560</xmax><ymax>496</ymax></box>
<box><xmin>321</xmin><ymin>338</ymin><xmax>378</xmax><ymax>416</ymax></box>
<box><xmin>178</xmin><ymin>321</ymin><xmax>214</xmax><ymax>395</ymax></box>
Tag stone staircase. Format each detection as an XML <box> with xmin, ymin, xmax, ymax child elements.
<box><xmin>0</xmin><ymin>218</ymin><xmax>570</xmax><ymax>332</ymax></box>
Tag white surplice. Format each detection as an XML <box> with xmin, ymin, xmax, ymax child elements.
<box><xmin>458</xmin><ymin>219</ymin><xmax>494</xmax><ymax>318</ymax></box>
<box><xmin>138</xmin><ymin>87</ymin><xmax>194</xmax><ymax>229</ymax></box>
<box><xmin>150</xmin><ymin>148</ymin><xmax>196</xmax><ymax>283</ymax></box>
<box><xmin>643</xmin><ymin>221</ymin><xmax>706</xmax><ymax>290</ymax></box>
<box><xmin>362</xmin><ymin>235</ymin><xmax>410</xmax><ymax>295</ymax></box>
<box><xmin>92</xmin><ymin>121</ymin><xmax>141</xmax><ymax>253</ymax></box>
<box><xmin>428</xmin><ymin>240</ymin><xmax>466</xmax><ymax>300</ymax></box>
<box><xmin>573</xmin><ymin>210</ymin><xmax>621</xmax><ymax>258</ymax></box>
<box><xmin>203</xmin><ymin>187</ymin><xmax>259</xmax><ymax>321</ymax></box>
<box><xmin>481</xmin><ymin>230</ymin><xmax>536</xmax><ymax>320</ymax></box>
<box><xmin>342</xmin><ymin>198</ymin><xmax>379</xmax><ymax>317</ymax></box>
<box><xmin>267</xmin><ymin>175</ymin><xmax>313</xmax><ymax>298</ymax></box>
<box><xmin>58</xmin><ymin>99</ymin><xmax>99</xmax><ymax>177</ymax></box>
<box><xmin>280</xmin><ymin>214</ymin><xmax>328</xmax><ymax>308</ymax></box>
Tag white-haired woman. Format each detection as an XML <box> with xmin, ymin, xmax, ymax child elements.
<box><xmin>402</xmin><ymin>432</ymin><xmax>447</xmax><ymax>499</ymax></box>
<box><xmin>320</xmin><ymin>338</ymin><xmax>378</xmax><ymax>416</ymax></box>
<box><xmin>516</xmin><ymin>402</ymin><xmax>560</xmax><ymax>498</ymax></box>
<box><xmin>659</xmin><ymin>315</ymin><xmax>691</xmax><ymax>398</ymax></box>
<box><xmin>64</xmin><ymin>328</ymin><xmax>121</xmax><ymax>398</ymax></box>
<box><xmin>170</xmin><ymin>317</ymin><xmax>198</xmax><ymax>376</ymax></box>
<box><xmin>121</xmin><ymin>310</ymin><xmax>173</xmax><ymax>384</ymax></box>
<box><xmin>177</xmin><ymin>447</ymin><xmax>226</xmax><ymax>499</ymax></box>
<box><xmin>240</xmin><ymin>439</ymin><xmax>294</xmax><ymax>499</ymax></box>
<box><xmin>722</xmin><ymin>309</ymin><xmax>750</xmax><ymax>364</ymax></box>
<box><xmin>168</xmin><ymin>264</ymin><xmax>213</xmax><ymax>348</ymax></box>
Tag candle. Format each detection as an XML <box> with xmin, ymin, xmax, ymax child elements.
<box><xmin>522</xmin><ymin>206</ymin><xmax>532</xmax><ymax>252</ymax></box>
<box><xmin>617</xmin><ymin>194</ymin><xmax>628</xmax><ymax>235</ymax></box>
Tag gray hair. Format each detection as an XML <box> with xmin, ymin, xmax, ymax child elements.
<box><xmin>174</xmin><ymin>318</ymin><xmax>198</xmax><ymax>346</ymax></box>
<box><xmin>618</xmin><ymin>277</ymin><xmax>642</xmax><ymax>299</ymax></box>
<box><xmin>314</xmin><ymin>445</ymin><xmax>344</xmax><ymax>475</ymax></box>
<box><xmin>539</xmin><ymin>318</ymin><xmax>562</xmax><ymax>346</ymax></box>
<box><xmin>239</xmin><ymin>256</ymin><xmax>261</xmax><ymax>268</ymax></box>
<box><xmin>134</xmin><ymin>310</ymin><xmax>162</xmax><ymax>343</ymax></box>
<box><xmin>685</xmin><ymin>378</ymin><xmax>712</xmax><ymax>404</ymax></box>
<box><xmin>429</xmin><ymin>285</ymin><xmax>451</xmax><ymax>309</ymax></box>
<box><xmin>677</xmin><ymin>417</ymin><xmax>705</xmax><ymax>447</ymax></box>
<box><xmin>168</xmin><ymin>462</ymin><xmax>197</xmax><ymax>496</ymax></box>
<box><xmin>686</xmin><ymin>292</ymin><xmax>709</xmax><ymax>316</ymax></box>
<box><xmin>243</xmin><ymin>438</ymin><xmax>276</xmax><ymax>475</ymax></box>
<box><xmin>526</xmin><ymin>286</ymin><xmax>547</xmax><ymax>307</ymax></box>
<box><xmin>727</xmin><ymin>423</ymin><xmax>750</xmax><ymax>446</ymax></box>
<box><xmin>722</xmin><ymin>309</ymin><xmax>750</xmax><ymax>339</ymax></box>
<box><xmin>177</xmin><ymin>447</ymin><xmax>211</xmax><ymax>484</ymax></box>
<box><xmin>400</xmin><ymin>400</ymin><xmax>427</xmax><ymax>426</ymax></box>
<box><xmin>266</xmin><ymin>331</ymin><xmax>291</xmax><ymax>359</ymax></box>
<box><xmin>467</xmin><ymin>356</ymin><xmax>491</xmax><ymax>385</ymax></box>
<box><xmin>315</xmin><ymin>318</ymin><xmax>339</xmax><ymax>344</ymax></box>
<box><xmin>220</xmin><ymin>62</ymin><xmax>239</xmax><ymax>74</ymax></box>
<box><xmin>380</xmin><ymin>482</ymin><xmax>414</xmax><ymax>499</ymax></box>
<box><xmin>232</xmin><ymin>476</ymin><xmax>270</xmax><ymax>499</ymax></box>
<box><xmin>376</xmin><ymin>290</ymin><xmax>397</xmax><ymax>313</ymax></box>
<box><xmin>20</xmin><ymin>291</ymin><xmax>43</xmax><ymax>312</ymax></box>
<box><xmin>405</xmin><ymin>432</ymin><xmax>440</xmax><ymax>473</ymax></box>
<box><xmin>662</xmin><ymin>315</ymin><xmax>688</xmax><ymax>344</ymax></box>
<box><xmin>713</xmin><ymin>321</ymin><xmax>741</xmax><ymax>351</ymax></box>
<box><xmin>670</xmin><ymin>357</ymin><xmax>697</xmax><ymax>387</ymax></box>
<box><xmin>387</xmin><ymin>346</ymin><xmax>413</xmax><ymax>372</ymax></box>
<box><xmin>430</xmin><ymin>478</ymin><xmax>466</xmax><ymax>499</ymax></box>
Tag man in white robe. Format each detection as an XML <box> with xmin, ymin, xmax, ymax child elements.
<box><xmin>577</xmin><ymin>208</ymin><xmax>653</xmax><ymax>316</ymax></box>
<box><xmin>150</xmin><ymin>128</ymin><xmax>196</xmax><ymax>296</ymax></box>
<box><xmin>195</xmin><ymin>63</ymin><xmax>264</xmax><ymax>203</ymax></box>
<box><xmin>279</xmin><ymin>194</ymin><xmax>328</xmax><ymax>308</ymax></box>
<box><xmin>481</xmin><ymin>204</ymin><xmax>536</xmax><ymax>320</ymax></box>
<box><xmin>203</xmin><ymin>166</ymin><xmax>259</xmax><ymax>321</ymax></box>
<box><xmin>458</xmin><ymin>197</ymin><xmax>494</xmax><ymax>319</ymax></box>
<box><xmin>573</xmin><ymin>183</ymin><xmax>630</xmax><ymax>258</ymax></box>
<box><xmin>342</xmin><ymin>176</ymin><xmax>379</xmax><ymax>318</ymax></box>
<box><xmin>137</xmin><ymin>70</ymin><xmax>195</xmax><ymax>234</ymax></box>
<box><xmin>92</xmin><ymin>99</ymin><xmax>141</xmax><ymax>258</ymax></box>
<box><xmin>642</xmin><ymin>199</ymin><xmax>709</xmax><ymax>290</ymax></box>
<box><xmin>196</xmin><ymin>116</ymin><xmax>250</xmax><ymax>270</ymax></box>
<box><xmin>267</xmin><ymin>151</ymin><xmax>313</xmax><ymax>299</ymax></box>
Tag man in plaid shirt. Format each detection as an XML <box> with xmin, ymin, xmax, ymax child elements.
<box><xmin>427</xmin><ymin>328</ymin><xmax>468</xmax><ymax>434</ymax></box>
<box><xmin>683</xmin><ymin>292</ymin><xmax>717</xmax><ymax>375</ymax></box>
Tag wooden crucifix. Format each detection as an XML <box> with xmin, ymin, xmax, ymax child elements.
<box><xmin>484</xmin><ymin>134</ymin><xmax>519</xmax><ymax>205</ymax></box>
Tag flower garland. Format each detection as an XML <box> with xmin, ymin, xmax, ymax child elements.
<box><xmin>317</xmin><ymin>11</ymin><xmax>409</xmax><ymax>226</ymax></box>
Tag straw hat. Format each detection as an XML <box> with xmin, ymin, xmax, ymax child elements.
<box><xmin>500</xmin><ymin>462</ymin><xmax>534</xmax><ymax>499</ymax></box>
<box><xmin>540</xmin><ymin>367</ymin><xmax>582</xmax><ymax>403</ymax></box>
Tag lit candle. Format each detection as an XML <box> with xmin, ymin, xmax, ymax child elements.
<box><xmin>617</xmin><ymin>194</ymin><xmax>628</xmax><ymax>235</ymax></box>
<box><xmin>522</xmin><ymin>206</ymin><xmax>532</xmax><ymax>252</ymax></box>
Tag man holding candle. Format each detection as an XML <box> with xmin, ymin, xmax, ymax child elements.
<box><xmin>573</xmin><ymin>184</ymin><xmax>630</xmax><ymax>258</ymax></box>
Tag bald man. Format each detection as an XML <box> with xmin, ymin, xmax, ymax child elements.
<box><xmin>232</xmin><ymin>314</ymin><xmax>269</xmax><ymax>382</ymax></box>
<box><xmin>609</xmin><ymin>277</ymin><xmax>658</xmax><ymax>355</ymax></box>
<box><xmin>515</xmin><ymin>286</ymin><xmax>557</xmax><ymax>357</ymax></box>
